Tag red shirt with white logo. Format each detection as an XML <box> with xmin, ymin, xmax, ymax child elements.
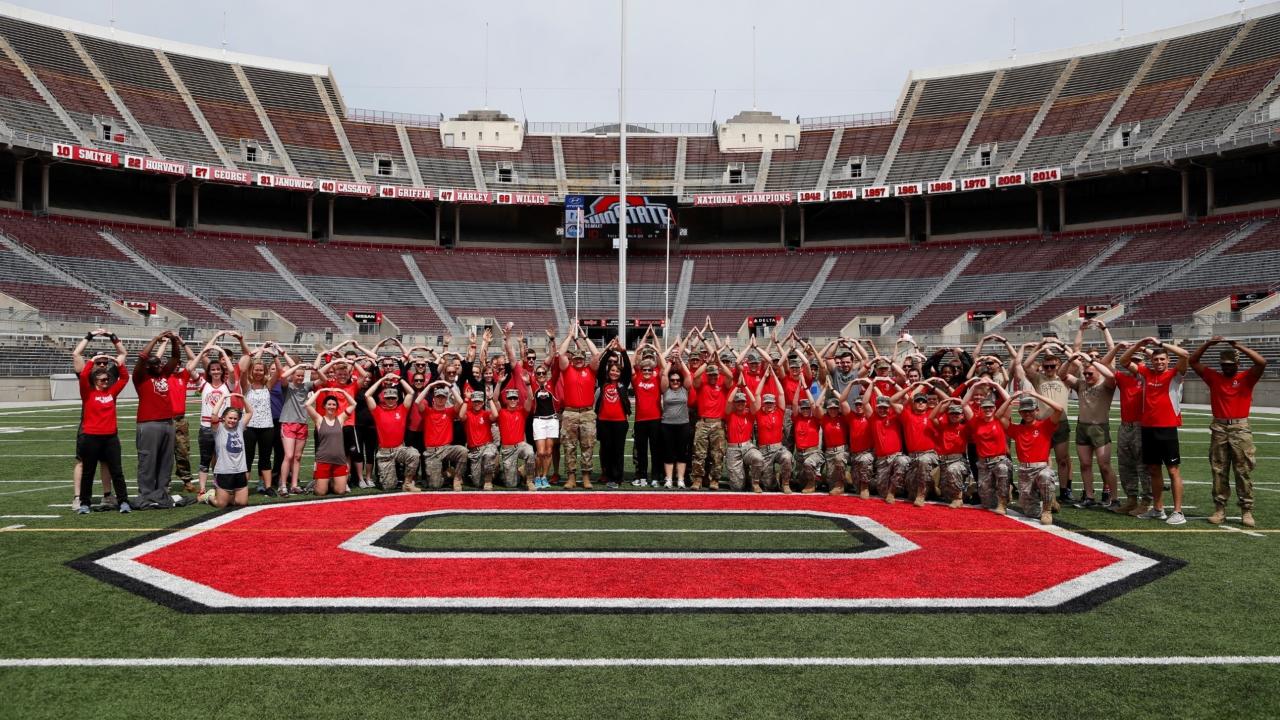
<box><xmin>80</xmin><ymin>365</ymin><xmax>129</xmax><ymax>435</ymax></box>
<box><xmin>727</xmin><ymin>411</ymin><xmax>755</xmax><ymax>444</ymax></box>
<box><xmin>846</xmin><ymin>412</ymin><xmax>873</xmax><ymax>453</ymax></box>
<box><xmin>598</xmin><ymin>383</ymin><xmax>627</xmax><ymax>421</ymax></box>
<box><xmin>561</xmin><ymin>366</ymin><xmax>596</xmax><ymax>409</ymax></box>
<box><xmin>1008</xmin><ymin>418</ymin><xmax>1057</xmax><ymax>464</ymax></box>
<box><xmin>967</xmin><ymin>416</ymin><xmax>1009</xmax><ymax>458</ymax></box>
<box><xmin>134</xmin><ymin>365</ymin><xmax>176</xmax><ymax>423</ymax></box>
<box><xmin>696</xmin><ymin>377</ymin><xmax>730</xmax><ymax>419</ymax></box>
<box><xmin>422</xmin><ymin>405</ymin><xmax>457</xmax><ymax>447</ymax></box>
<box><xmin>1137</xmin><ymin>366</ymin><xmax>1183</xmax><ymax>428</ymax></box>
<box><xmin>821</xmin><ymin>414</ymin><xmax>846</xmax><ymax>448</ymax></box>
<box><xmin>1198</xmin><ymin>368</ymin><xmax>1259</xmax><ymax>420</ymax></box>
<box><xmin>900</xmin><ymin>407</ymin><xmax>935</xmax><ymax>453</ymax></box>
<box><xmin>633</xmin><ymin>372</ymin><xmax>662</xmax><ymax>421</ymax></box>
<box><xmin>756</xmin><ymin>407</ymin><xmax>785</xmax><ymax>445</ymax></box>
<box><xmin>931</xmin><ymin>417</ymin><xmax>969</xmax><ymax>456</ymax></box>
<box><xmin>869</xmin><ymin>409</ymin><xmax>903</xmax><ymax>456</ymax></box>
<box><xmin>497</xmin><ymin>406</ymin><xmax>528</xmax><ymax>444</ymax></box>
<box><xmin>1115</xmin><ymin>371</ymin><xmax>1144</xmax><ymax>424</ymax></box>
<box><xmin>371</xmin><ymin>405</ymin><xmax>409</xmax><ymax>448</ymax></box>
<box><xmin>464</xmin><ymin>409</ymin><xmax>495</xmax><ymax>448</ymax></box>
<box><xmin>793</xmin><ymin>413</ymin><xmax>821</xmax><ymax>450</ymax></box>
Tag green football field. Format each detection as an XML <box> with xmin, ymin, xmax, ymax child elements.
<box><xmin>1</xmin><ymin>399</ymin><xmax>1278</xmax><ymax>719</ymax></box>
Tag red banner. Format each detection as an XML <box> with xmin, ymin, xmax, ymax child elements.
<box><xmin>927</xmin><ymin>179</ymin><xmax>958</xmax><ymax>194</ymax></box>
<box><xmin>691</xmin><ymin>192</ymin><xmax>793</xmax><ymax>207</ymax></box>
<box><xmin>861</xmin><ymin>186</ymin><xmax>890</xmax><ymax>200</ymax></box>
<box><xmin>960</xmin><ymin>176</ymin><xmax>991</xmax><ymax>192</ymax></box>
<box><xmin>190</xmin><ymin>164</ymin><xmax>253</xmax><ymax>185</ymax></box>
<box><xmin>494</xmin><ymin>191</ymin><xmax>551</xmax><ymax>205</ymax></box>
<box><xmin>378</xmin><ymin>185</ymin><xmax>435</xmax><ymax>201</ymax></box>
<box><xmin>257</xmin><ymin>173</ymin><xmax>316</xmax><ymax>191</ymax></box>
<box><xmin>438</xmin><ymin>189</ymin><xmax>492</xmax><ymax>203</ymax></box>
<box><xmin>319</xmin><ymin>180</ymin><xmax>377</xmax><ymax>197</ymax></box>
<box><xmin>995</xmin><ymin>172</ymin><xmax>1026</xmax><ymax>188</ymax></box>
<box><xmin>797</xmin><ymin>190</ymin><xmax>825</xmax><ymax>203</ymax></box>
<box><xmin>52</xmin><ymin>143</ymin><xmax>118</xmax><ymax>167</ymax></box>
<box><xmin>1029</xmin><ymin>167</ymin><xmax>1062</xmax><ymax>184</ymax></box>
<box><xmin>124</xmin><ymin>155</ymin><xmax>187</xmax><ymax>177</ymax></box>
<box><xmin>827</xmin><ymin>187</ymin><xmax>858</xmax><ymax>202</ymax></box>
<box><xmin>893</xmin><ymin>182</ymin><xmax>923</xmax><ymax>197</ymax></box>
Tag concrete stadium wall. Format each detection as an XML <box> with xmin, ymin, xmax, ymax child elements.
<box><xmin>0</xmin><ymin>377</ymin><xmax>51</xmax><ymax>402</ymax></box>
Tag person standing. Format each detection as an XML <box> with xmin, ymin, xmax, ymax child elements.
<box><xmin>529</xmin><ymin>362</ymin><xmax>559</xmax><ymax>489</ymax></box>
<box><xmin>307</xmin><ymin>388</ymin><xmax>355</xmax><ymax>497</ymax></box>
<box><xmin>1119</xmin><ymin>338</ymin><xmax>1191</xmax><ymax>525</ymax></box>
<box><xmin>690</xmin><ymin>356</ymin><xmax>731</xmax><ymax>490</ymax></box>
<box><xmin>595</xmin><ymin>342</ymin><xmax>632</xmax><ymax>490</ymax></box>
<box><xmin>1191</xmin><ymin>337</ymin><xmax>1266</xmax><ymax>527</ymax></box>
<box><xmin>169</xmin><ymin>338</ymin><xmax>198</xmax><ymax>493</ymax></box>
<box><xmin>557</xmin><ymin>326</ymin><xmax>602</xmax><ymax>490</ymax></box>
<box><xmin>133</xmin><ymin>331</ymin><xmax>185</xmax><ymax>509</ymax></box>
<box><xmin>71</xmin><ymin>329</ymin><xmax>126</xmax><ymax>509</ymax></box>
<box><xmin>1111</xmin><ymin>342</ymin><xmax>1150</xmax><ymax>516</ymax></box>
<box><xmin>1062</xmin><ymin>350</ymin><xmax>1118</xmax><ymax>509</ymax></box>
<box><xmin>900</xmin><ymin>382</ymin><xmax>945</xmax><ymax>507</ymax></box>
<box><xmin>630</xmin><ymin>347</ymin><xmax>665</xmax><ymax>488</ymax></box>
<box><xmin>660</xmin><ymin>353</ymin><xmax>694</xmax><ymax>489</ymax></box>
<box><xmin>495</xmin><ymin>387</ymin><xmax>536</xmax><ymax>490</ymax></box>
<box><xmin>839</xmin><ymin>378</ymin><xmax>874</xmax><ymax>500</ymax></box>
<box><xmin>1017</xmin><ymin>340</ymin><xmax>1074</xmax><ymax>506</ymax></box>
<box><xmin>75</xmin><ymin>357</ymin><xmax>131</xmax><ymax>514</ymax></box>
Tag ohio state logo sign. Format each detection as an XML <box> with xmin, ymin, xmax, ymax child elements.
<box><xmin>71</xmin><ymin>493</ymin><xmax>1180</xmax><ymax>613</ymax></box>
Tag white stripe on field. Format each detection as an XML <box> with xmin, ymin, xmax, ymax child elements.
<box><xmin>1</xmin><ymin>655</ymin><xmax>1278</xmax><ymax>669</ymax></box>
<box><xmin>0</xmin><ymin>484</ymin><xmax>64</xmax><ymax>496</ymax></box>
<box><xmin>0</xmin><ymin>514</ymin><xmax>59</xmax><ymax>519</ymax></box>
<box><xmin>1</xmin><ymin>524</ymin><xmax>25</xmax><ymax>530</ymax></box>
<box><xmin>1216</xmin><ymin>525</ymin><xmax>1266</xmax><ymax>539</ymax></box>
<box><xmin>404</xmin><ymin>528</ymin><xmax>846</xmax><ymax>534</ymax></box>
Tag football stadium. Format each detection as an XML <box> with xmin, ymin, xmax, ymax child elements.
<box><xmin>0</xmin><ymin>0</ymin><xmax>1278</xmax><ymax>717</ymax></box>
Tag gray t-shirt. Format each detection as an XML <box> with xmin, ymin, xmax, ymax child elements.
<box><xmin>1074</xmin><ymin>378</ymin><xmax>1116</xmax><ymax>425</ymax></box>
<box><xmin>830</xmin><ymin>367</ymin><xmax>863</xmax><ymax>404</ymax></box>
<box><xmin>213</xmin><ymin>424</ymin><xmax>247</xmax><ymax>475</ymax></box>
<box><xmin>662</xmin><ymin>387</ymin><xmax>690</xmax><ymax>425</ymax></box>
<box><xmin>278</xmin><ymin>381</ymin><xmax>313</xmax><ymax>424</ymax></box>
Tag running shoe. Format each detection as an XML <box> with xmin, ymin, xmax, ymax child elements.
<box><xmin>75</xmin><ymin>505</ymin><xmax>90</xmax><ymax>515</ymax></box>
<box><xmin>1137</xmin><ymin>507</ymin><xmax>1168</xmax><ymax>521</ymax></box>
<box><xmin>676</xmin><ymin>479</ymin><xmax>686</xmax><ymax>489</ymax></box>
<box><xmin>118</xmin><ymin>501</ymin><xmax>132</xmax><ymax>514</ymax></box>
<box><xmin>663</xmin><ymin>479</ymin><xmax>673</xmax><ymax>489</ymax></box>
<box><xmin>1165</xmin><ymin>511</ymin><xmax>1187</xmax><ymax>526</ymax></box>
<box><xmin>607</xmin><ymin>482</ymin><xmax>620</xmax><ymax>490</ymax></box>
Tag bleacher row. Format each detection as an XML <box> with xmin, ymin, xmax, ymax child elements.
<box><xmin>1</xmin><ymin>6</ymin><xmax>1279</xmax><ymax>196</ymax></box>
<box><xmin>2</xmin><ymin>211</ymin><xmax>1278</xmax><ymax>336</ymax></box>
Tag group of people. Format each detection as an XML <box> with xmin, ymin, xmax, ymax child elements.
<box><xmin>71</xmin><ymin>318</ymin><xmax>1264</xmax><ymax>528</ymax></box>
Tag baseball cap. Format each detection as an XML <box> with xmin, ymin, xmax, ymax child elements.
<box><xmin>787</xmin><ymin>356</ymin><xmax>803</xmax><ymax>368</ymax></box>
<box><xmin>873</xmin><ymin>358</ymin><xmax>890</xmax><ymax>368</ymax></box>
<box><xmin>979</xmin><ymin>397</ymin><xmax>996</xmax><ymax>408</ymax></box>
<box><xmin>761</xmin><ymin>393</ymin><xmax>777</xmax><ymax>404</ymax></box>
<box><xmin>640</xmin><ymin>358</ymin><xmax>655</xmax><ymax>369</ymax></box>
<box><xmin>470</xmin><ymin>391</ymin><xmax>485</xmax><ymax>402</ymax></box>
<box><xmin>1220</xmin><ymin>348</ymin><xmax>1240</xmax><ymax>364</ymax></box>
<box><xmin>706</xmin><ymin>365</ymin><xmax>720</xmax><ymax>374</ymax></box>
<box><xmin>1018</xmin><ymin>397</ymin><xmax>1038</xmax><ymax>412</ymax></box>
<box><xmin>504</xmin><ymin>389</ymin><xmax>520</xmax><ymax>399</ymax></box>
<box><xmin>719</xmin><ymin>351</ymin><xmax>735</xmax><ymax>362</ymax></box>
<box><xmin>569</xmin><ymin>349</ymin><xmax>585</xmax><ymax>359</ymax></box>
<box><xmin>824</xmin><ymin>397</ymin><xmax>839</xmax><ymax>409</ymax></box>
<box><xmin>912</xmin><ymin>393</ymin><xmax>929</xmax><ymax>402</ymax></box>
<box><xmin>432</xmin><ymin>388</ymin><xmax>449</xmax><ymax>398</ymax></box>
<box><xmin>947</xmin><ymin>404</ymin><xmax>965</xmax><ymax>415</ymax></box>
<box><xmin>380</xmin><ymin>388</ymin><xmax>398</xmax><ymax>398</ymax></box>
<box><xmin>798</xmin><ymin>397</ymin><xmax>813</xmax><ymax>408</ymax></box>
<box><xmin>732</xmin><ymin>391</ymin><xmax>747</xmax><ymax>402</ymax></box>
<box><xmin>746</xmin><ymin>351</ymin><xmax>762</xmax><ymax>362</ymax></box>
<box><xmin>875</xmin><ymin>396</ymin><xmax>891</xmax><ymax>408</ymax></box>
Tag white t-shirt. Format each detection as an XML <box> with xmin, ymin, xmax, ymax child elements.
<box><xmin>200</xmin><ymin>381</ymin><xmax>233</xmax><ymax>428</ymax></box>
<box><xmin>243</xmin><ymin>386</ymin><xmax>273</xmax><ymax>429</ymax></box>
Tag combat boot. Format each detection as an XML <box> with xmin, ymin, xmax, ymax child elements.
<box><xmin>994</xmin><ymin>499</ymin><xmax>1006</xmax><ymax>515</ymax></box>
<box><xmin>751</xmin><ymin>480</ymin><xmax>762</xmax><ymax>494</ymax></box>
<box><xmin>913</xmin><ymin>492</ymin><xmax>926</xmax><ymax>507</ymax></box>
<box><xmin>1113</xmin><ymin>497</ymin><xmax>1138</xmax><ymax>515</ymax></box>
<box><xmin>859</xmin><ymin>487</ymin><xmax>870</xmax><ymax>500</ymax></box>
<box><xmin>1129</xmin><ymin>501</ymin><xmax>1150</xmax><ymax>517</ymax></box>
<box><xmin>563</xmin><ymin>475</ymin><xmax>577</xmax><ymax>490</ymax></box>
<box><xmin>1207</xmin><ymin>505</ymin><xmax>1226</xmax><ymax>525</ymax></box>
<box><xmin>691</xmin><ymin>478</ymin><xmax>703</xmax><ymax>490</ymax></box>
<box><xmin>829</xmin><ymin>478</ymin><xmax>845</xmax><ymax>496</ymax></box>
<box><xmin>948</xmin><ymin>498</ymin><xmax>963</xmax><ymax>509</ymax></box>
<box><xmin>581</xmin><ymin>476</ymin><xmax>593</xmax><ymax>490</ymax></box>
<box><xmin>801</xmin><ymin>477</ymin><xmax>817</xmax><ymax>494</ymax></box>
<box><xmin>708</xmin><ymin>480</ymin><xmax>719</xmax><ymax>491</ymax></box>
<box><xmin>780</xmin><ymin>478</ymin><xmax>792</xmax><ymax>494</ymax></box>
<box><xmin>1040</xmin><ymin>510</ymin><xmax>1053</xmax><ymax>525</ymax></box>
<box><xmin>452</xmin><ymin>476</ymin><xmax>463</xmax><ymax>492</ymax></box>
<box><xmin>1242</xmin><ymin>510</ymin><xmax>1256</xmax><ymax>528</ymax></box>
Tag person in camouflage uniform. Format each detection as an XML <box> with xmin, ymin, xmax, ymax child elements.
<box><xmin>962</xmin><ymin>379</ymin><xmax>1012</xmax><ymax>514</ymax></box>
<box><xmin>929</xmin><ymin>398</ymin><xmax>972</xmax><ymax>508</ymax></box>
<box><xmin>494</xmin><ymin>388</ymin><xmax>536</xmax><ymax>490</ymax></box>
<box><xmin>690</xmin><ymin>361</ymin><xmax>729</xmax><ymax>490</ymax></box>
<box><xmin>1191</xmin><ymin>338</ymin><xmax>1267</xmax><ymax>528</ymax></box>
<box><xmin>1002</xmin><ymin>391</ymin><xmax>1066</xmax><ymax>525</ymax></box>
<box><xmin>414</xmin><ymin>382</ymin><xmax>469</xmax><ymax>490</ymax></box>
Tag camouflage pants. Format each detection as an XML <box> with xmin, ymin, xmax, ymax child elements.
<box><xmin>1117</xmin><ymin>421</ymin><xmax>1150</xmax><ymax>501</ymax></box>
<box><xmin>874</xmin><ymin>453</ymin><xmax>909</xmax><ymax>497</ymax></box>
<box><xmin>1017</xmin><ymin>462</ymin><xmax>1058</xmax><ymax>516</ymax></box>
<box><xmin>173</xmin><ymin>416</ymin><xmax>192</xmax><ymax>483</ymax></box>
<box><xmin>906</xmin><ymin>450</ymin><xmax>939</xmax><ymax>498</ymax></box>
<box><xmin>690</xmin><ymin>418</ymin><xmax>726</xmax><ymax>485</ymax></box>
<box><xmin>847</xmin><ymin>450</ymin><xmax>874</xmax><ymax>493</ymax></box>
<box><xmin>938</xmin><ymin>454</ymin><xmax>971</xmax><ymax>500</ymax></box>
<box><xmin>823</xmin><ymin>447</ymin><xmax>849</xmax><ymax>487</ymax></box>
<box><xmin>422</xmin><ymin>445</ymin><xmax>468</xmax><ymax>489</ymax></box>
<box><xmin>726</xmin><ymin>443</ymin><xmax>762</xmax><ymax>491</ymax></box>
<box><xmin>1210</xmin><ymin>421</ymin><xmax>1256</xmax><ymax>510</ymax></box>
<box><xmin>757</xmin><ymin>443</ymin><xmax>794</xmax><ymax>491</ymax></box>
<box><xmin>376</xmin><ymin>445</ymin><xmax>420</xmax><ymax>490</ymax></box>
<box><xmin>469</xmin><ymin>442</ymin><xmax>499</xmax><ymax>487</ymax></box>
<box><xmin>560</xmin><ymin>409</ymin><xmax>597</xmax><ymax>478</ymax></box>
<box><xmin>796</xmin><ymin>447</ymin><xmax>826</xmax><ymax>486</ymax></box>
<box><xmin>977</xmin><ymin>456</ymin><xmax>1012</xmax><ymax>509</ymax></box>
<box><xmin>500</xmin><ymin>443</ymin><xmax>536</xmax><ymax>488</ymax></box>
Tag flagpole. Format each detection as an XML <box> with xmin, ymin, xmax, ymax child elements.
<box><xmin>575</xmin><ymin>212</ymin><xmax>581</xmax><ymax>323</ymax></box>
<box><xmin>617</xmin><ymin>0</ymin><xmax>628</xmax><ymax>347</ymax></box>
<box><xmin>664</xmin><ymin>210</ymin><xmax>670</xmax><ymax>344</ymax></box>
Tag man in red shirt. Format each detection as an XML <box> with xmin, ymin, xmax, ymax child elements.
<box><xmin>1001</xmin><ymin>391</ymin><xmax>1065</xmax><ymax>525</ymax></box>
<box><xmin>790</xmin><ymin>387</ymin><xmax>824</xmax><ymax>494</ymax></box>
<box><xmin>556</xmin><ymin>327</ymin><xmax>602</xmax><ymax>489</ymax></box>
<box><xmin>691</xmin><ymin>359</ymin><xmax>730</xmax><ymax>490</ymax></box>
<box><xmin>133</xmin><ymin>331</ymin><xmax>187</xmax><ymax>509</ymax></box>
<box><xmin>862</xmin><ymin>388</ymin><xmax>908</xmax><ymax>504</ymax></box>
<box><xmin>899</xmin><ymin>382</ymin><xmax>944</xmax><ymax>506</ymax></box>
<box><xmin>1191</xmin><ymin>337</ymin><xmax>1266</xmax><ymax>527</ymax></box>
<box><xmin>1120</xmin><ymin>338</ymin><xmax>1191</xmax><ymax>525</ymax></box>
<box><xmin>725</xmin><ymin>389</ymin><xmax>763</xmax><ymax>493</ymax></box>
<box><xmin>365</xmin><ymin>374</ymin><xmax>420</xmax><ymax>492</ymax></box>
<box><xmin>755</xmin><ymin>385</ymin><xmax>793</xmax><ymax>493</ymax></box>
<box><xmin>930</xmin><ymin>399</ymin><xmax>971</xmax><ymax>509</ymax></box>
<box><xmin>838</xmin><ymin>379</ymin><xmax>874</xmax><ymax>499</ymax></box>
<box><xmin>1110</xmin><ymin>342</ymin><xmax>1150</xmax><ymax>516</ymax></box>
<box><xmin>459</xmin><ymin>390</ymin><xmax>500</xmax><ymax>491</ymax></box>
<box><xmin>495</xmin><ymin>387</ymin><xmax>536</xmax><ymax>491</ymax></box>
<box><xmin>818</xmin><ymin>395</ymin><xmax>848</xmax><ymax>495</ymax></box>
<box><xmin>415</xmin><ymin>382</ymin><xmax>468</xmax><ymax>490</ymax></box>
<box><xmin>962</xmin><ymin>378</ymin><xmax>1012</xmax><ymax>514</ymax></box>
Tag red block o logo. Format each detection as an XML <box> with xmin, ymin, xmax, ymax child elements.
<box><xmin>72</xmin><ymin>494</ymin><xmax>1179</xmax><ymax>613</ymax></box>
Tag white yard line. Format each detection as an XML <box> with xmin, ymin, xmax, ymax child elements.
<box><xmin>1216</xmin><ymin>525</ymin><xmax>1266</xmax><ymax>539</ymax></box>
<box><xmin>0</xmin><ymin>514</ymin><xmax>58</xmax><ymax>519</ymax></box>
<box><xmin>0</xmin><ymin>484</ymin><xmax>65</xmax><ymax>496</ymax></box>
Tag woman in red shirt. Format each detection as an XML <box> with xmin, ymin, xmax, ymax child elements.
<box><xmin>76</xmin><ymin>363</ymin><xmax>131</xmax><ymax>514</ymax></box>
<box><xmin>961</xmin><ymin>378</ymin><xmax>1012</xmax><ymax>514</ymax></box>
<box><xmin>595</xmin><ymin>341</ymin><xmax>632</xmax><ymax>489</ymax></box>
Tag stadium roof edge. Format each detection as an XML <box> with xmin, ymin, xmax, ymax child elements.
<box><xmin>906</xmin><ymin>0</ymin><xmax>1280</xmax><ymax>82</ymax></box>
<box><xmin>0</xmin><ymin>0</ymin><xmax>332</xmax><ymax>78</ymax></box>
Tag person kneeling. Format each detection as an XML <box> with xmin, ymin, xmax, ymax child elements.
<box><xmin>366</xmin><ymin>374</ymin><xmax>421</xmax><ymax>492</ymax></box>
<box><xmin>200</xmin><ymin>394</ymin><xmax>251</xmax><ymax>508</ymax></box>
<box><xmin>308</xmin><ymin>388</ymin><xmax>356</xmax><ymax>497</ymax></box>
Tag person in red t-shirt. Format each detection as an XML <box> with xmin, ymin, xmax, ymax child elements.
<box><xmin>168</xmin><ymin>339</ymin><xmax>198</xmax><ymax>492</ymax></box>
<box><xmin>1001</xmin><ymin>390</ymin><xmax>1064</xmax><ymax>525</ymax></box>
<box><xmin>595</xmin><ymin>342</ymin><xmax>632</xmax><ymax>489</ymax></box>
<box><xmin>897</xmin><ymin>381</ymin><xmax>947</xmax><ymax>506</ymax></box>
<box><xmin>817</xmin><ymin>391</ymin><xmax>849</xmax><ymax>496</ymax></box>
<box><xmin>556</xmin><ymin>325</ymin><xmax>603</xmax><ymax>489</ymax></box>
<box><xmin>861</xmin><ymin>386</ymin><xmax>909</xmax><ymax>504</ymax></box>
<box><xmin>630</xmin><ymin>341</ymin><xmax>665</xmax><ymax>487</ymax></box>
<box><xmin>1120</xmin><ymin>338</ymin><xmax>1191</xmax><ymax>524</ymax></box>
<box><xmin>458</xmin><ymin>389</ymin><xmax>499</xmax><ymax>490</ymax></box>
<box><xmin>753</xmin><ymin>365</ymin><xmax>793</xmax><ymax>493</ymax></box>
<box><xmin>414</xmin><ymin>381</ymin><xmax>469</xmax><ymax>490</ymax></box>
<box><xmin>691</xmin><ymin>355</ymin><xmax>731</xmax><ymax>490</ymax></box>
<box><xmin>76</xmin><ymin>361</ymin><xmax>131</xmax><ymax>513</ymax></box>
<box><xmin>789</xmin><ymin>382</ymin><xmax>824</xmax><ymax>494</ymax></box>
<box><xmin>364</xmin><ymin>374</ymin><xmax>420</xmax><ymax>492</ymax></box>
<box><xmin>1109</xmin><ymin>342</ymin><xmax>1150</xmax><ymax>515</ymax></box>
<box><xmin>71</xmin><ymin>329</ymin><xmax>127</xmax><ymax>509</ymax></box>
<box><xmin>725</xmin><ymin>386</ymin><xmax>763</xmax><ymax>493</ymax></box>
<box><xmin>837</xmin><ymin>378</ymin><xmax>874</xmax><ymax>499</ymax></box>
<box><xmin>133</xmin><ymin>331</ymin><xmax>187</xmax><ymax>509</ymax></box>
<box><xmin>494</xmin><ymin>384</ymin><xmax>536</xmax><ymax>490</ymax></box>
<box><xmin>962</xmin><ymin>378</ymin><xmax>1012</xmax><ymax>513</ymax></box>
<box><xmin>929</xmin><ymin>398</ymin><xmax>971</xmax><ymax>508</ymax></box>
<box><xmin>1191</xmin><ymin>337</ymin><xmax>1267</xmax><ymax>527</ymax></box>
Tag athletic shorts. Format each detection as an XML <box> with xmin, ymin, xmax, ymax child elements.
<box><xmin>1140</xmin><ymin>427</ymin><xmax>1181</xmax><ymax>467</ymax></box>
<box><xmin>342</xmin><ymin>426</ymin><xmax>361</xmax><ymax>456</ymax></box>
<box><xmin>314</xmin><ymin>461</ymin><xmax>350</xmax><ymax>480</ymax></box>
<box><xmin>214</xmin><ymin>472</ymin><xmax>248</xmax><ymax>491</ymax></box>
<box><xmin>532</xmin><ymin>417</ymin><xmax>560</xmax><ymax>442</ymax></box>
<box><xmin>1075</xmin><ymin>422</ymin><xmax>1111</xmax><ymax>448</ymax></box>
<box><xmin>1051</xmin><ymin>417</ymin><xmax>1071</xmax><ymax>446</ymax></box>
<box><xmin>280</xmin><ymin>422</ymin><xmax>308</xmax><ymax>440</ymax></box>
